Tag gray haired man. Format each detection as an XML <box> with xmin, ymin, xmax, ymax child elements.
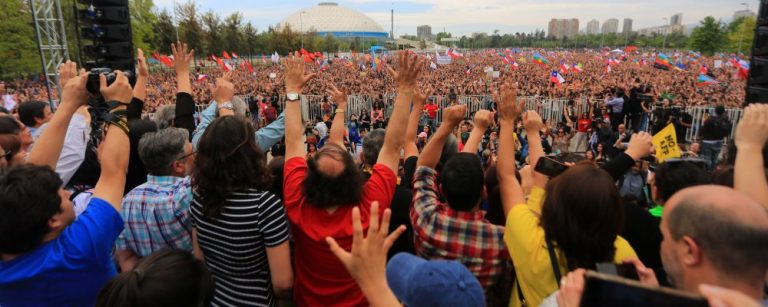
<box><xmin>115</xmin><ymin>128</ymin><xmax>196</xmax><ymax>271</ymax></box>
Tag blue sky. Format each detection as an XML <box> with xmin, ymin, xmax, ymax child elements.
<box><xmin>153</xmin><ymin>0</ymin><xmax>759</xmax><ymax>36</ymax></box>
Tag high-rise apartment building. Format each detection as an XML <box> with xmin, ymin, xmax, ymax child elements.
<box><xmin>623</xmin><ymin>18</ymin><xmax>633</xmax><ymax>34</ymax></box>
<box><xmin>670</xmin><ymin>13</ymin><xmax>683</xmax><ymax>26</ymax></box>
<box><xmin>417</xmin><ymin>25</ymin><xmax>433</xmax><ymax>41</ymax></box>
<box><xmin>587</xmin><ymin>19</ymin><xmax>600</xmax><ymax>35</ymax></box>
<box><xmin>548</xmin><ymin>18</ymin><xmax>580</xmax><ymax>39</ymax></box>
<box><xmin>602</xmin><ymin>18</ymin><xmax>619</xmax><ymax>34</ymax></box>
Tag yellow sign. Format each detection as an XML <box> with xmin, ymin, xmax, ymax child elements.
<box><xmin>652</xmin><ymin>124</ymin><xmax>682</xmax><ymax>162</ymax></box>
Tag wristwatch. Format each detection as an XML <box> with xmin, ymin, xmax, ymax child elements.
<box><xmin>218</xmin><ymin>102</ymin><xmax>234</xmax><ymax>110</ymax></box>
<box><xmin>286</xmin><ymin>93</ymin><xmax>300</xmax><ymax>101</ymax></box>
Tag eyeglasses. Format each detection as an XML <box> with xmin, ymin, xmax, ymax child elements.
<box><xmin>176</xmin><ymin>150</ymin><xmax>196</xmax><ymax>161</ymax></box>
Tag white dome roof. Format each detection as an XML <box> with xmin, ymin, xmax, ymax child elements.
<box><xmin>281</xmin><ymin>2</ymin><xmax>387</xmax><ymax>35</ymax></box>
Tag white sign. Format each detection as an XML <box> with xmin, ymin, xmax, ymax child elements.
<box><xmin>269</xmin><ymin>73</ymin><xmax>277</xmax><ymax>79</ymax></box>
<box><xmin>714</xmin><ymin>60</ymin><xmax>723</xmax><ymax>68</ymax></box>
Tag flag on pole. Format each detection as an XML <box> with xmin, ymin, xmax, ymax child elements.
<box><xmin>447</xmin><ymin>48</ymin><xmax>464</xmax><ymax>59</ymax></box>
<box><xmin>246</xmin><ymin>61</ymin><xmax>254</xmax><ymax>74</ymax></box>
<box><xmin>696</xmin><ymin>74</ymin><xmax>718</xmax><ymax>87</ymax></box>
<box><xmin>737</xmin><ymin>59</ymin><xmax>749</xmax><ymax>79</ymax></box>
<box><xmin>533</xmin><ymin>53</ymin><xmax>548</xmax><ymax>66</ymax></box>
<box><xmin>700</xmin><ymin>65</ymin><xmax>708</xmax><ymax>75</ymax></box>
<box><xmin>196</xmin><ymin>74</ymin><xmax>208</xmax><ymax>83</ymax></box>
<box><xmin>222</xmin><ymin>51</ymin><xmax>232</xmax><ymax>61</ymax></box>
<box><xmin>654</xmin><ymin>53</ymin><xmax>673</xmax><ymax>69</ymax></box>
<box><xmin>560</xmin><ymin>61</ymin><xmax>570</xmax><ymax>74</ymax></box>
<box><xmin>573</xmin><ymin>63</ymin><xmax>583</xmax><ymax>73</ymax></box>
<box><xmin>550</xmin><ymin>70</ymin><xmax>565</xmax><ymax>86</ymax></box>
<box><xmin>231</xmin><ymin>52</ymin><xmax>239</xmax><ymax>59</ymax></box>
<box><xmin>510</xmin><ymin>61</ymin><xmax>519</xmax><ymax>70</ymax></box>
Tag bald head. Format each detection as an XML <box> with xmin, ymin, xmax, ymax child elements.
<box><xmin>665</xmin><ymin>186</ymin><xmax>768</xmax><ymax>227</ymax></box>
<box><xmin>663</xmin><ymin>185</ymin><xmax>768</xmax><ymax>283</ymax></box>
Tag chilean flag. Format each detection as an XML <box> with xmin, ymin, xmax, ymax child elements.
<box><xmin>560</xmin><ymin>62</ymin><xmax>570</xmax><ymax>74</ymax></box>
<box><xmin>511</xmin><ymin>61</ymin><xmax>519</xmax><ymax>70</ymax></box>
<box><xmin>196</xmin><ymin>74</ymin><xmax>208</xmax><ymax>83</ymax></box>
<box><xmin>447</xmin><ymin>48</ymin><xmax>464</xmax><ymax>59</ymax></box>
<box><xmin>737</xmin><ymin>59</ymin><xmax>749</xmax><ymax>79</ymax></box>
<box><xmin>231</xmin><ymin>52</ymin><xmax>239</xmax><ymax>60</ymax></box>
<box><xmin>550</xmin><ymin>70</ymin><xmax>565</xmax><ymax>86</ymax></box>
<box><xmin>573</xmin><ymin>63</ymin><xmax>583</xmax><ymax>73</ymax></box>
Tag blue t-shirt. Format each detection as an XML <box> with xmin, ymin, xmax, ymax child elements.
<box><xmin>0</xmin><ymin>198</ymin><xmax>124</xmax><ymax>306</ymax></box>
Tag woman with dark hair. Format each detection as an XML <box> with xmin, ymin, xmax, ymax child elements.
<box><xmin>190</xmin><ymin>116</ymin><xmax>292</xmax><ymax>306</ymax></box>
<box><xmin>501</xmin><ymin>110</ymin><xmax>636</xmax><ymax>307</ymax></box>
<box><xmin>96</xmin><ymin>249</ymin><xmax>214</xmax><ymax>307</ymax></box>
<box><xmin>359</xmin><ymin>109</ymin><xmax>371</xmax><ymax>132</ymax></box>
<box><xmin>594</xmin><ymin>143</ymin><xmax>607</xmax><ymax>164</ymax></box>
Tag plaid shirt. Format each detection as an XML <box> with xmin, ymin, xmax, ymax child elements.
<box><xmin>410</xmin><ymin>166</ymin><xmax>509</xmax><ymax>289</ymax></box>
<box><xmin>116</xmin><ymin>176</ymin><xmax>193</xmax><ymax>257</ymax></box>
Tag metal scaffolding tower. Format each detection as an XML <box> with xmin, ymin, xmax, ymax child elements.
<box><xmin>29</xmin><ymin>0</ymin><xmax>70</xmax><ymax>106</ymax></box>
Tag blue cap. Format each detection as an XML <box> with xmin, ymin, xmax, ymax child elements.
<box><xmin>386</xmin><ymin>253</ymin><xmax>485</xmax><ymax>307</ymax></box>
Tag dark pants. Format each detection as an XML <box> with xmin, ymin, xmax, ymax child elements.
<box><xmin>611</xmin><ymin>113</ymin><xmax>624</xmax><ymax>131</ymax></box>
<box><xmin>627</xmin><ymin>112</ymin><xmax>642</xmax><ymax>132</ymax></box>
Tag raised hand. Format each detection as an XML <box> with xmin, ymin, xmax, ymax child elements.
<box><xmin>58</xmin><ymin>60</ymin><xmax>78</xmax><ymax>90</ymax></box>
<box><xmin>171</xmin><ymin>42</ymin><xmax>194</xmax><ymax>72</ymax></box>
<box><xmin>99</xmin><ymin>70</ymin><xmax>133</xmax><ymax>104</ymax></box>
<box><xmin>413</xmin><ymin>86</ymin><xmax>433</xmax><ymax>109</ymax></box>
<box><xmin>497</xmin><ymin>82</ymin><xmax>524</xmax><ymax>122</ymax></box>
<box><xmin>136</xmin><ymin>48</ymin><xmax>149</xmax><ymax>78</ymax></box>
<box><xmin>625</xmin><ymin>131</ymin><xmax>655</xmax><ymax>160</ymax></box>
<box><xmin>285</xmin><ymin>51</ymin><xmax>317</xmax><ymax>93</ymax></box>
<box><xmin>443</xmin><ymin>104</ymin><xmax>467</xmax><ymax>127</ymax></box>
<box><xmin>735</xmin><ymin>103</ymin><xmax>768</xmax><ymax>151</ymax></box>
<box><xmin>60</xmin><ymin>67</ymin><xmax>89</xmax><ymax>110</ymax></box>
<box><xmin>212</xmin><ymin>70</ymin><xmax>235</xmax><ymax>104</ymax></box>
<box><xmin>473</xmin><ymin>110</ymin><xmax>493</xmax><ymax>130</ymax></box>
<box><xmin>326</xmin><ymin>83</ymin><xmax>348</xmax><ymax>109</ymax></box>
<box><xmin>523</xmin><ymin>110</ymin><xmax>545</xmax><ymax>132</ymax></box>
<box><xmin>387</xmin><ymin>51</ymin><xmax>425</xmax><ymax>91</ymax></box>
<box><xmin>326</xmin><ymin>202</ymin><xmax>406</xmax><ymax>290</ymax></box>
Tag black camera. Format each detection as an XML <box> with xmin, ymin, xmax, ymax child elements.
<box><xmin>86</xmin><ymin>68</ymin><xmax>135</xmax><ymax>95</ymax></box>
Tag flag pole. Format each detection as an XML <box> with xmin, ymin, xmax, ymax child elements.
<box><xmin>173</xmin><ymin>0</ymin><xmax>180</xmax><ymax>42</ymax></box>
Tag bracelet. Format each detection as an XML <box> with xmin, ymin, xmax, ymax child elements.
<box><xmin>335</xmin><ymin>109</ymin><xmax>345</xmax><ymax>114</ymax></box>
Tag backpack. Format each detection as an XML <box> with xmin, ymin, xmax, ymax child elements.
<box><xmin>713</xmin><ymin>116</ymin><xmax>732</xmax><ymax>139</ymax></box>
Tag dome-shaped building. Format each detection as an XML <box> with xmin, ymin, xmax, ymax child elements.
<box><xmin>281</xmin><ymin>2</ymin><xmax>389</xmax><ymax>39</ymax></box>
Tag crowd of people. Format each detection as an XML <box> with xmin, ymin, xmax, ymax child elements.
<box><xmin>0</xmin><ymin>42</ymin><xmax>766</xmax><ymax>307</ymax></box>
<box><xmin>1</xmin><ymin>46</ymin><xmax>749</xmax><ymax>116</ymax></box>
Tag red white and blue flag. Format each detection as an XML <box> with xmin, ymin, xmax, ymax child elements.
<box><xmin>550</xmin><ymin>70</ymin><xmax>565</xmax><ymax>86</ymax></box>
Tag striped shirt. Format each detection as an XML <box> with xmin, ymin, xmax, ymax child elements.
<box><xmin>190</xmin><ymin>189</ymin><xmax>290</xmax><ymax>307</ymax></box>
<box><xmin>116</xmin><ymin>176</ymin><xmax>193</xmax><ymax>256</ymax></box>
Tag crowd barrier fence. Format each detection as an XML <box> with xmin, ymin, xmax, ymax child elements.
<box><xmin>170</xmin><ymin>95</ymin><xmax>743</xmax><ymax>142</ymax></box>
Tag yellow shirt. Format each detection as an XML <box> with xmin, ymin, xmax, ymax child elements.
<box><xmin>504</xmin><ymin>187</ymin><xmax>637</xmax><ymax>307</ymax></box>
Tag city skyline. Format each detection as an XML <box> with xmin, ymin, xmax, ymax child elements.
<box><xmin>152</xmin><ymin>0</ymin><xmax>759</xmax><ymax>37</ymax></box>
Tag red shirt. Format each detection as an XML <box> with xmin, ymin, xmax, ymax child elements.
<box><xmin>577</xmin><ymin>118</ymin><xmax>592</xmax><ymax>132</ymax></box>
<box><xmin>283</xmin><ymin>157</ymin><xmax>397</xmax><ymax>307</ymax></box>
<box><xmin>424</xmin><ymin>104</ymin><xmax>439</xmax><ymax>119</ymax></box>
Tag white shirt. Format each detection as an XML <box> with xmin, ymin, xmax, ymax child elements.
<box><xmin>29</xmin><ymin>113</ymin><xmax>90</xmax><ymax>186</ymax></box>
<box><xmin>315</xmin><ymin>121</ymin><xmax>328</xmax><ymax>140</ymax></box>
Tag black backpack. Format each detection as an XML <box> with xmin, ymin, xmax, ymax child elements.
<box><xmin>713</xmin><ymin>116</ymin><xmax>732</xmax><ymax>139</ymax></box>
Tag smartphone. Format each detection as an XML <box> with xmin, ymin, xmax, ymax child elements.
<box><xmin>596</xmin><ymin>262</ymin><xmax>639</xmax><ymax>280</ymax></box>
<box><xmin>581</xmin><ymin>271</ymin><xmax>708</xmax><ymax>307</ymax></box>
<box><xmin>534</xmin><ymin>156</ymin><xmax>569</xmax><ymax>177</ymax></box>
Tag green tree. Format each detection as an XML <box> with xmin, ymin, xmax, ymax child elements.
<box><xmin>688</xmin><ymin>16</ymin><xmax>727</xmax><ymax>55</ymax></box>
<box><xmin>436</xmin><ymin>31</ymin><xmax>451</xmax><ymax>43</ymax></box>
<box><xmin>222</xmin><ymin>12</ymin><xmax>243</xmax><ymax>53</ymax></box>
<box><xmin>200</xmin><ymin>10</ymin><xmax>222</xmax><ymax>55</ymax></box>
<box><xmin>727</xmin><ymin>16</ymin><xmax>756</xmax><ymax>54</ymax></box>
<box><xmin>152</xmin><ymin>9</ymin><xmax>175</xmax><ymax>53</ymax></box>
<box><xmin>176</xmin><ymin>1</ymin><xmax>204</xmax><ymax>50</ymax></box>
<box><xmin>323</xmin><ymin>33</ymin><xmax>339</xmax><ymax>52</ymax></box>
<box><xmin>130</xmin><ymin>0</ymin><xmax>158</xmax><ymax>52</ymax></box>
<box><xmin>0</xmin><ymin>0</ymin><xmax>40</xmax><ymax>78</ymax></box>
<box><xmin>241</xmin><ymin>22</ymin><xmax>259</xmax><ymax>57</ymax></box>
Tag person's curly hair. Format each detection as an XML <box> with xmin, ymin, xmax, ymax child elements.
<box><xmin>192</xmin><ymin>116</ymin><xmax>271</xmax><ymax>218</ymax></box>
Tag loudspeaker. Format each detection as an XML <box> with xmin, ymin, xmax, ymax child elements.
<box><xmin>746</xmin><ymin>0</ymin><xmax>768</xmax><ymax>104</ymax></box>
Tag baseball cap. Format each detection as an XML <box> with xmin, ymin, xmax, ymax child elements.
<box><xmin>386</xmin><ymin>253</ymin><xmax>484</xmax><ymax>307</ymax></box>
